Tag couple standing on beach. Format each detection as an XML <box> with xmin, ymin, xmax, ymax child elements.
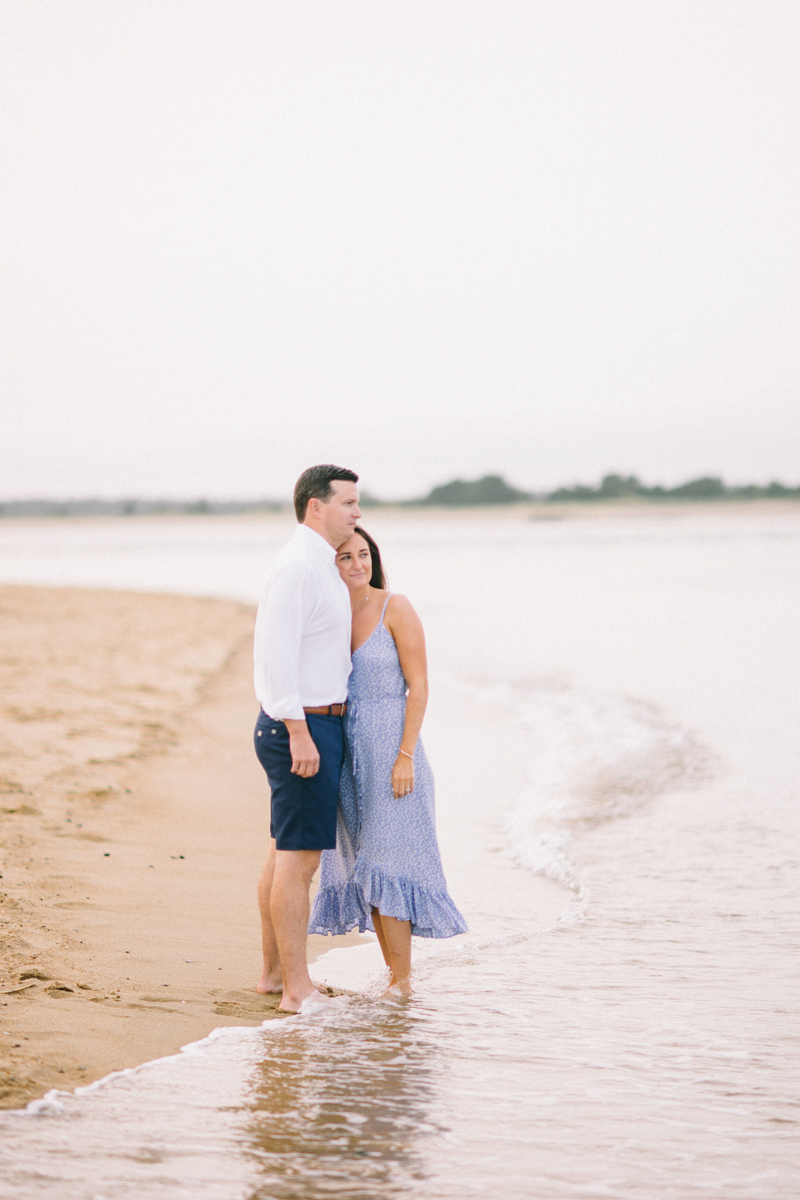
<box><xmin>252</xmin><ymin>464</ymin><xmax>466</xmax><ymax>1014</ymax></box>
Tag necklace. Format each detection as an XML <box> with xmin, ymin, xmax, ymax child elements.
<box><xmin>352</xmin><ymin>587</ymin><xmax>371</xmax><ymax>616</ymax></box>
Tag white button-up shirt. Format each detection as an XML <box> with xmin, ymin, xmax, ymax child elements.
<box><xmin>253</xmin><ymin>524</ymin><xmax>352</xmax><ymax>720</ymax></box>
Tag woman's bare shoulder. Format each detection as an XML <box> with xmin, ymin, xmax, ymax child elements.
<box><xmin>385</xmin><ymin>592</ymin><xmax>414</xmax><ymax>614</ymax></box>
<box><xmin>385</xmin><ymin>593</ymin><xmax>423</xmax><ymax>628</ymax></box>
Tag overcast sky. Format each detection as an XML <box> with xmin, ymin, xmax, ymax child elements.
<box><xmin>1</xmin><ymin>1</ymin><xmax>798</xmax><ymax>500</ymax></box>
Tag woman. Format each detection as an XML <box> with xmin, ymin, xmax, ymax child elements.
<box><xmin>309</xmin><ymin>526</ymin><xmax>467</xmax><ymax>995</ymax></box>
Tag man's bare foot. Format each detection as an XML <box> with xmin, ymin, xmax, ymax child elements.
<box><xmin>258</xmin><ymin>972</ymin><xmax>328</xmax><ymax>997</ymax></box>
<box><xmin>257</xmin><ymin>971</ymin><xmax>283</xmax><ymax>995</ymax></box>
<box><xmin>278</xmin><ymin>987</ymin><xmax>333</xmax><ymax>1015</ymax></box>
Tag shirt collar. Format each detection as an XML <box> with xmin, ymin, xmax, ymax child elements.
<box><xmin>294</xmin><ymin>523</ymin><xmax>337</xmax><ymax>562</ymax></box>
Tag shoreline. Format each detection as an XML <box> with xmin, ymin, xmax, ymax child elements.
<box><xmin>0</xmin><ymin>586</ymin><xmax>363</xmax><ymax>1109</ymax></box>
<box><xmin>0</xmin><ymin>496</ymin><xmax>798</xmax><ymax>530</ymax></box>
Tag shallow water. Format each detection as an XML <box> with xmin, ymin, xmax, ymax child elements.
<box><xmin>1</xmin><ymin>509</ymin><xmax>798</xmax><ymax>1197</ymax></box>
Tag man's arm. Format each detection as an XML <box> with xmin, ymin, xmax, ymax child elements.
<box><xmin>283</xmin><ymin>718</ymin><xmax>320</xmax><ymax>777</ymax></box>
<box><xmin>254</xmin><ymin>562</ymin><xmax>321</xmax><ymax>776</ymax></box>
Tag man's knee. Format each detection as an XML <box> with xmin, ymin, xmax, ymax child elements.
<box><xmin>275</xmin><ymin>848</ymin><xmax>320</xmax><ymax>885</ymax></box>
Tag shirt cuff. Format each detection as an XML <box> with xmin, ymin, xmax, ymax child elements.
<box><xmin>262</xmin><ymin>694</ymin><xmax>306</xmax><ymax>721</ymax></box>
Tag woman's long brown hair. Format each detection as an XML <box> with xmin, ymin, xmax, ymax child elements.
<box><xmin>353</xmin><ymin>526</ymin><xmax>387</xmax><ymax>589</ymax></box>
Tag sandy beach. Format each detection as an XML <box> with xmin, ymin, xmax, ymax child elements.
<box><xmin>0</xmin><ymin>584</ymin><xmax>364</xmax><ymax>1109</ymax></box>
<box><xmin>0</xmin><ymin>569</ymin><xmax>558</xmax><ymax>1112</ymax></box>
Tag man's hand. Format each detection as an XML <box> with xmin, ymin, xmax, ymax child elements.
<box><xmin>284</xmin><ymin>719</ymin><xmax>320</xmax><ymax>777</ymax></box>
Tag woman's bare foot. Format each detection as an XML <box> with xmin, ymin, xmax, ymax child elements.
<box><xmin>380</xmin><ymin>977</ymin><xmax>412</xmax><ymax>1000</ymax></box>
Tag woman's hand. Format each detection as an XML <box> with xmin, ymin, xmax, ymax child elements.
<box><xmin>391</xmin><ymin>752</ymin><xmax>415</xmax><ymax>799</ymax></box>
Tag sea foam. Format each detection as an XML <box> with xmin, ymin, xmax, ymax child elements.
<box><xmin>461</xmin><ymin>679</ymin><xmax>714</xmax><ymax>892</ymax></box>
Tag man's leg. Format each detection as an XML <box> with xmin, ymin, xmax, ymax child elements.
<box><xmin>271</xmin><ymin>848</ymin><xmax>329</xmax><ymax>1012</ymax></box>
<box><xmin>257</xmin><ymin>839</ymin><xmax>282</xmax><ymax>993</ymax></box>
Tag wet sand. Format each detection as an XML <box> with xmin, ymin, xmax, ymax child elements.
<box><xmin>0</xmin><ymin>585</ymin><xmax>362</xmax><ymax>1109</ymax></box>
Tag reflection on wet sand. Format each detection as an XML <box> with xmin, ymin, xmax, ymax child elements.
<box><xmin>244</xmin><ymin>1000</ymin><xmax>443</xmax><ymax>1200</ymax></box>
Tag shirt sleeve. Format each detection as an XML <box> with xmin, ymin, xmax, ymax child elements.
<box><xmin>253</xmin><ymin>560</ymin><xmax>312</xmax><ymax>720</ymax></box>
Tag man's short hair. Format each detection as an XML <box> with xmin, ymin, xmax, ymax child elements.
<box><xmin>294</xmin><ymin>464</ymin><xmax>359</xmax><ymax>521</ymax></box>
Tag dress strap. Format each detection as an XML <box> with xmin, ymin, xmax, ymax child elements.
<box><xmin>380</xmin><ymin>592</ymin><xmax>393</xmax><ymax>621</ymax></box>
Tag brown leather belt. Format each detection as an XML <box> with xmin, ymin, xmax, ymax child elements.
<box><xmin>303</xmin><ymin>703</ymin><xmax>347</xmax><ymax>717</ymax></box>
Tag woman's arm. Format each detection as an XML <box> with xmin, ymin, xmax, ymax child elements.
<box><xmin>385</xmin><ymin>595</ymin><xmax>429</xmax><ymax>799</ymax></box>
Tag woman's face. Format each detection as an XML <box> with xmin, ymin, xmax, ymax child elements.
<box><xmin>335</xmin><ymin>533</ymin><xmax>372</xmax><ymax>592</ymax></box>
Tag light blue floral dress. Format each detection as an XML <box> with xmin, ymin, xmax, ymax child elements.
<box><xmin>309</xmin><ymin>595</ymin><xmax>467</xmax><ymax>939</ymax></box>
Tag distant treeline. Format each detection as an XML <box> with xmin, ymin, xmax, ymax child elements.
<box><xmin>412</xmin><ymin>473</ymin><xmax>800</xmax><ymax>506</ymax></box>
<box><xmin>544</xmin><ymin>474</ymin><xmax>800</xmax><ymax>503</ymax></box>
<box><xmin>2</xmin><ymin>474</ymin><xmax>799</xmax><ymax>517</ymax></box>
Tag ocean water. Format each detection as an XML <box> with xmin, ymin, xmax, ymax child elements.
<box><xmin>0</xmin><ymin>508</ymin><xmax>798</xmax><ymax>1198</ymax></box>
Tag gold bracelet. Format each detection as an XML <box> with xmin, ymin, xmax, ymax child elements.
<box><xmin>399</xmin><ymin>749</ymin><xmax>413</xmax><ymax>760</ymax></box>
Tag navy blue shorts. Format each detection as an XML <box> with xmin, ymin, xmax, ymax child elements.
<box><xmin>254</xmin><ymin>710</ymin><xmax>344</xmax><ymax>851</ymax></box>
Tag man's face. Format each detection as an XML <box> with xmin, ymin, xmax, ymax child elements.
<box><xmin>309</xmin><ymin>481</ymin><xmax>361</xmax><ymax>547</ymax></box>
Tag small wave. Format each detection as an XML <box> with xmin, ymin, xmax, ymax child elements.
<box><xmin>458</xmin><ymin>677</ymin><xmax>715</xmax><ymax>894</ymax></box>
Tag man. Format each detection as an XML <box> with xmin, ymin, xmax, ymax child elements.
<box><xmin>253</xmin><ymin>464</ymin><xmax>361</xmax><ymax>1013</ymax></box>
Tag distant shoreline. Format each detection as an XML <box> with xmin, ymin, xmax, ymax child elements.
<box><xmin>3</xmin><ymin>472</ymin><xmax>799</xmax><ymax>520</ymax></box>
<box><xmin>1</xmin><ymin>496</ymin><xmax>799</xmax><ymax>525</ymax></box>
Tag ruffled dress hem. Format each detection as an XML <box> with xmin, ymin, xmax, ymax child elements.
<box><xmin>308</xmin><ymin>881</ymin><xmax>373</xmax><ymax>936</ymax></box>
<box><xmin>309</xmin><ymin>868</ymin><xmax>468</xmax><ymax>940</ymax></box>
